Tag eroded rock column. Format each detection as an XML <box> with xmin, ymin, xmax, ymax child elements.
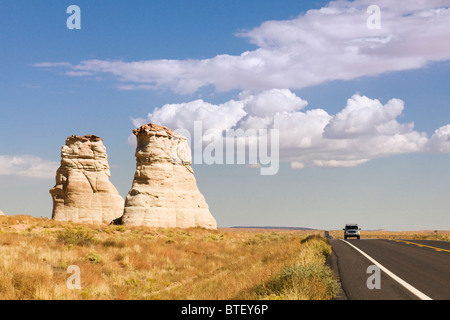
<box><xmin>122</xmin><ymin>124</ymin><xmax>217</xmax><ymax>229</ymax></box>
<box><xmin>50</xmin><ymin>135</ymin><xmax>124</xmax><ymax>224</ymax></box>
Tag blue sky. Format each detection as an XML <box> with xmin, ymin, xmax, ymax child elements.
<box><xmin>1</xmin><ymin>0</ymin><xmax>450</xmax><ymax>230</ymax></box>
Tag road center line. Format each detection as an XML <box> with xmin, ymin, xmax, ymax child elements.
<box><xmin>340</xmin><ymin>239</ymin><xmax>433</xmax><ymax>300</ymax></box>
<box><xmin>392</xmin><ymin>240</ymin><xmax>450</xmax><ymax>253</ymax></box>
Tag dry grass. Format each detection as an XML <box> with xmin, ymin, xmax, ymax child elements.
<box><xmin>237</xmin><ymin>235</ymin><xmax>339</xmax><ymax>300</ymax></box>
<box><xmin>0</xmin><ymin>215</ymin><xmax>338</xmax><ymax>300</ymax></box>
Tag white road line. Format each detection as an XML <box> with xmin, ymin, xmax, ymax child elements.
<box><xmin>340</xmin><ymin>239</ymin><xmax>433</xmax><ymax>300</ymax></box>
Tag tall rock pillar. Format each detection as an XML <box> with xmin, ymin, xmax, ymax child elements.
<box><xmin>122</xmin><ymin>124</ymin><xmax>217</xmax><ymax>229</ymax></box>
<box><xmin>50</xmin><ymin>135</ymin><xmax>124</xmax><ymax>224</ymax></box>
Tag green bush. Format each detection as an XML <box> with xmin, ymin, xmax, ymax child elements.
<box><xmin>85</xmin><ymin>252</ymin><xmax>103</xmax><ymax>264</ymax></box>
<box><xmin>114</xmin><ymin>226</ymin><xmax>126</xmax><ymax>233</ymax></box>
<box><xmin>56</xmin><ymin>227</ymin><xmax>95</xmax><ymax>246</ymax></box>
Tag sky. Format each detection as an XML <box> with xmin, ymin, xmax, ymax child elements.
<box><xmin>1</xmin><ymin>0</ymin><xmax>450</xmax><ymax>230</ymax></box>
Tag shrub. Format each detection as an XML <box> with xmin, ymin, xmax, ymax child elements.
<box><xmin>114</xmin><ymin>226</ymin><xmax>126</xmax><ymax>233</ymax></box>
<box><xmin>243</xmin><ymin>235</ymin><xmax>339</xmax><ymax>300</ymax></box>
<box><xmin>102</xmin><ymin>239</ymin><xmax>125</xmax><ymax>248</ymax></box>
<box><xmin>85</xmin><ymin>252</ymin><xmax>103</xmax><ymax>264</ymax></box>
<box><xmin>301</xmin><ymin>235</ymin><xmax>332</xmax><ymax>257</ymax></box>
<box><xmin>56</xmin><ymin>227</ymin><xmax>95</xmax><ymax>246</ymax></box>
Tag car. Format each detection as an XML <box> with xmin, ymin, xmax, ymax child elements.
<box><xmin>343</xmin><ymin>224</ymin><xmax>361</xmax><ymax>239</ymax></box>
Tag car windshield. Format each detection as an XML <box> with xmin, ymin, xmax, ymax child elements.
<box><xmin>346</xmin><ymin>225</ymin><xmax>358</xmax><ymax>230</ymax></box>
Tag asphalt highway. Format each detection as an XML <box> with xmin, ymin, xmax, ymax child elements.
<box><xmin>328</xmin><ymin>238</ymin><xmax>450</xmax><ymax>300</ymax></box>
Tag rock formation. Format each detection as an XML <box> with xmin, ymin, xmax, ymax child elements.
<box><xmin>0</xmin><ymin>210</ymin><xmax>4</xmax><ymax>216</ymax></box>
<box><xmin>121</xmin><ymin>124</ymin><xmax>217</xmax><ymax>229</ymax></box>
<box><xmin>50</xmin><ymin>135</ymin><xmax>124</xmax><ymax>224</ymax></box>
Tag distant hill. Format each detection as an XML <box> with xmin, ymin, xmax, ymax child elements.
<box><xmin>230</xmin><ymin>226</ymin><xmax>317</xmax><ymax>231</ymax></box>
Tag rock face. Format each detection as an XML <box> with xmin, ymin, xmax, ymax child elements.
<box><xmin>121</xmin><ymin>124</ymin><xmax>217</xmax><ymax>229</ymax></box>
<box><xmin>50</xmin><ymin>135</ymin><xmax>124</xmax><ymax>224</ymax></box>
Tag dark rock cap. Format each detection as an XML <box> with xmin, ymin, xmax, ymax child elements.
<box><xmin>132</xmin><ymin>123</ymin><xmax>175</xmax><ymax>137</ymax></box>
<box><xmin>66</xmin><ymin>135</ymin><xmax>103</xmax><ymax>143</ymax></box>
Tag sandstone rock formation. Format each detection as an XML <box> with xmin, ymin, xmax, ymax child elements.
<box><xmin>50</xmin><ymin>135</ymin><xmax>124</xmax><ymax>224</ymax></box>
<box><xmin>121</xmin><ymin>124</ymin><xmax>217</xmax><ymax>229</ymax></box>
<box><xmin>0</xmin><ymin>210</ymin><xmax>4</xmax><ymax>216</ymax></box>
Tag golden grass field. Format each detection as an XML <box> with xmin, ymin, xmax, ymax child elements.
<box><xmin>0</xmin><ymin>215</ymin><xmax>339</xmax><ymax>300</ymax></box>
<box><xmin>0</xmin><ymin>215</ymin><xmax>447</xmax><ymax>300</ymax></box>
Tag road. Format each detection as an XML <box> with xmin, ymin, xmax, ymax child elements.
<box><xmin>328</xmin><ymin>237</ymin><xmax>450</xmax><ymax>300</ymax></box>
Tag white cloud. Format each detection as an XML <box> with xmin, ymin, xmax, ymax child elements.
<box><xmin>0</xmin><ymin>155</ymin><xmax>58</xmax><ymax>179</ymax></box>
<box><xmin>132</xmin><ymin>89</ymin><xmax>449</xmax><ymax>168</ymax></box>
<box><xmin>429</xmin><ymin>125</ymin><xmax>450</xmax><ymax>153</ymax></box>
<box><xmin>313</xmin><ymin>159</ymin><xmax>370</xmax><ymax>168</ymax></box>
<box><xmin>290</xmin><ymin>162</ymin><xmax>306</xmax><ymax>169</ymax></box>
<box><xmin>31</xmin><ymin>0</ymin><xmax>450</xmax><ymax>169</ymax></box>
<box><xmin>34</xmin><ymin>0</ymin><xmax>450</xmax><ymax>94</ymax></box>
<box><xmin>323</xmin><ymin>95</ymin><xmax>408</xmax><ymax>139</ymax></box>
<box><xmin>241</xmin><ymin>89</ymin><xmax>308</xmax><ymax>118</ymax></box>
<box><xmin>65</xmin><ymin>71</ymin><xmax>94</xmax><ymax>76</ymax></box>
<box><xmin>147</xmin><ymin>99</ymin><xmax>246</xmax><ymax>134</ymax></box>
<box><xmin>32</xmin><ymin>62</ymin><xmax>72</xmax><ymax>68</ymax></box>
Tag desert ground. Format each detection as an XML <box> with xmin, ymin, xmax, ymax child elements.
<box><xmin>0</xmin><ymin>214</ymin><xmax>447</xmax><ymax>300</ymax></box>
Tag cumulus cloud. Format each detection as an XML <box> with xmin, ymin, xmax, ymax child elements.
<box><xmin>323</xmin><ymin>95</ymin><xmax>409</xmax><ymax>139</ymax></box>
<box><xmin>132</xmin><ymin>89</ymin><xmax>448</xmax><ymax>168</ymax></box>
<box><xmin>139</xmin><ymin>99</ymin><xmax>247</xmax><ymax>134</ymax></box>
<box><xmin>34</xmin><ymin>0</ymin><xmax>450</xmax><ymax>94</ymax></box>
<box><xmin>31</xmin><ymin>0</ymin><xmax>450</xmax><ymax>169</ymax></box>
<box><xmin>241</xmin><ymin>89</ymin><xmax>308</xmax><ymax>118</ymax></box>
<box><xmin>0</xmin><ymin>155</ymin><xmax>58</xmax><ymax>179</ymax></box>
<box><xmin>429</xmin><ymin>125</ymin><xmax>450</xmax><ymax>153</ymax></box>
